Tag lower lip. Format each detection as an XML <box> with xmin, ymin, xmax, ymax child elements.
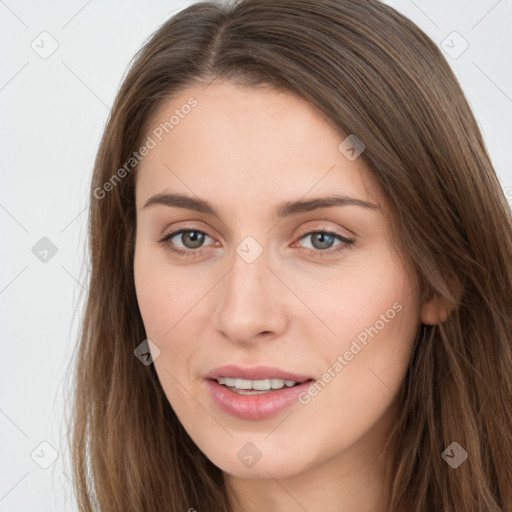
<box><xmin>205</xmin><ymin>379</ymin><xmax>314</xmax><ymax>420</ymax></box>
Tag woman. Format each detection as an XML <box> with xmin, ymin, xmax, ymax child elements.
<box><xmin>68</xmin><ymin>0</ymin><xmax>512</xmax><ymax>510</ymax></box>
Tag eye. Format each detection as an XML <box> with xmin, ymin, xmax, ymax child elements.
<box><xmin>158</xmin><ymin>226</ymin><xmax>354</xmax><ymax>258</ymax></box>
<box><xmin>294</xmin><ymin>229</ymin><xmax>354</xmax><ymax>258</ymax></box>
<box><xmin>159</xmin><ymin>227</ymin><xmax>215</xmax><ymax>256</ymax></box>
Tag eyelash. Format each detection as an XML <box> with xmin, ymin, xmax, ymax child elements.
<box><xmin>158</xmin><ymin>225</ymin><xmax>354</xmax><ymax>259</ymax></box>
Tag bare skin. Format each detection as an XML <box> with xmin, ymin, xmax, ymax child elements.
<box><xmin>133</xmin><ymin>80</ymin><xmax>448</xmax><ymax>512</ymax></box>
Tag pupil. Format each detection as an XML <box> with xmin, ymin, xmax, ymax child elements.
<box><xmin>312</xmin><ymin>233</ymin><xmax>334</xmax><ymax>250</ymax></box>
<box><xmin>184</xmin><ymin>231</ymin><xmax>204</xmax><ymax>248</ymax></box>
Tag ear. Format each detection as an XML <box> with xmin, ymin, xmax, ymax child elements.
<box><xmin>420</xmin><ymin>279</ymin><xmax>462</xmax><ymax>325</ymax></box>
<box><xmin>420</xmin><ymin>295</ymin><xmax>457</xmax><ymax>325</ymax></box>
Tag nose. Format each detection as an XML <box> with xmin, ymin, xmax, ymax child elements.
<box><xmin>213</xmin><ymin>246</ymin><xmax>288</xmax><ymax>345</ymax></box>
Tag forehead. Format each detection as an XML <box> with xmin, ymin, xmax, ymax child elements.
<box><xmin>135</xmin><ymin>80</ymin><xmax>381</xmax><ymax>210</ymax></box>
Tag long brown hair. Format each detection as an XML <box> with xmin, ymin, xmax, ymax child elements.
<box><xmin>66</xmin><ymin>0</ymin><xmax>512</xmax><ymax>510</ymax></box>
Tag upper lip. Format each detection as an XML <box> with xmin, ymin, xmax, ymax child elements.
<box><xmin>205</xmin><ymin>364</ymin><xmax>314</xmax><ymax>382</ymax></box>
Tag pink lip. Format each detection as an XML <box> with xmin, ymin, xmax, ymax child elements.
<box><xmin>205</xmin><ymin>364</ymin><xmax>314</xmax><ymax>382</ymax></box>
<box><xmin>205</xmin><ymin>379</ymin><xmax>314</xmax><ymax>420</ymax></box>
<box><xmin>204</xmin><ymin>364</ymin><xmax>315</xmax><ymax>420</ymax></box>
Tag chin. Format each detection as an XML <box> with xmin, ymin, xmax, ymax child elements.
<box><xmin>201</xmin><ymin>440</ymin><xmax>311</xmax><ymax>480</ymax></box>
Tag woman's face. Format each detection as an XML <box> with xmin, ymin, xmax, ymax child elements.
<box><xmin>133</xmin><ymin>80</ymin><xmax>422</xmax><ymax>480</ymax></box>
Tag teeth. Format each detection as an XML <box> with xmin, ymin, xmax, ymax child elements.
<box><xmin>235</xmin><ymin>378</ymin><xmax>253</xmax><ymax>390</ymax></box>
<box><xmin>252</xmin><ymin>379</ymin><xmax>271</xmax><ymax>390</ymax></box>
<box><xmin>217</xmin><ymin>377</ymin><xmax>299</xmax><ymax>390</ymax></box>
<box><xmin>220</xmin><ymin>377</ymin><xmax>237</xmax><ymax>387</ymax></box>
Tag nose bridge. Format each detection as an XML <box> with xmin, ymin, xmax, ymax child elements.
<box><xmin>214</xmin><ymin>238</ymin><xmax>286</xmax><ymax>341</ymax></box>
<box><xmin>223</xmin><ymin>242</ymin><xmax>270</xmax><ymax>313</ymax></box>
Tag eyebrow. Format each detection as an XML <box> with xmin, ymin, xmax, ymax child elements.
<box><xmin>142</xmin><ymin>192</ymin><xmax>380</xmax><ymax>217</ymax></box>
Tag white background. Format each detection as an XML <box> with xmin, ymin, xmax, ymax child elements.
<box><xmin>1</xmin><ymin>0</ymin><xmax>511</xmax><ymax>510</ymax></box>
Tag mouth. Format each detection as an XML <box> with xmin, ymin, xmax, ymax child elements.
<box><xmin>204</xmin><ymin>365</ymin><xmax>315</xmax><ymax>420</ymax></box>
<box><xmin>214</xmin><ymin>377</ymin><xmax>305</xmax><ymax>395</ymax></box>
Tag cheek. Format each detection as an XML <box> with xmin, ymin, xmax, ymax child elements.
<box><xmin>311</xmin><ymin>259</ymin><xmax>420</xmax><ymax>419</ymax></box>
<box><xmin>292</xmin><ymin>245</ymin><xmax>419</xmax><ymax>346</ymax></box>
<box><xmin>133</xmin><ymin>241</ymin><xmax>182</xmax><ymax>353</ymax></box>
<box><xmin>134</xmin><ymin>241</ymin><xmax>188</xmax><ymax>336</ymax></box>
<box><xmin>133</xmin><ymin>249</ymin><xmax>194</xmax><ymax>406</ymax></box>
<box><xmin>133</xmin><ymin>253</ymin><xmax>165</xmax><ymax>338</ymax></box>
<box><xmin>133</xmin><ymin>244</ymin><xmax>208</xmax><ymax>379</ymax></box>
<box><xmin>308</xmin><ymin>247</ymin><xmax>420</xmax><ymax>394</ymax></box>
